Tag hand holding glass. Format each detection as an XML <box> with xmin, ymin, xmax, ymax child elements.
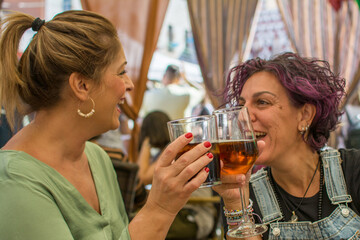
<box><xmin>213</xmin><ymin>106</ymin><xmax>267</xmax><ymax>238</ymax></box>
<box><xmin>167</xmin><ymin>115</ymin><xmax>221</xmax><ymax>188</ymax></box>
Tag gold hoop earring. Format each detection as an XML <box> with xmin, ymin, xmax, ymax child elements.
<box><xmin>77</xmin><ymin>97</ymin><xmax>95</xmax><ymax>118</ymax></box>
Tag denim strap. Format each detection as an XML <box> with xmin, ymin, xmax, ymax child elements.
<box><xmin>250</xmin><ymin>168</ymin><xmax>283</xmax><ymax>224</ymax></box>
<box><xmin>320</xmin><ymin>146</ymin><xmax>352</xmax><ymax>204</ymax></box>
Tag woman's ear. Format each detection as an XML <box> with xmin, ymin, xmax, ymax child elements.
<box><xmin>68</xmin><ymin>72</ymin><xmax>92</xmax><ymax>101</ymax></box>
<box><xmin>297</xmin><ymin>103</ymin><xmax>316</xmax><ymax>130</ymax></box>
<box><xmin>301</xmin><ymin>103</ymin><xmax>316</xmax><ymax>123</ymax></box>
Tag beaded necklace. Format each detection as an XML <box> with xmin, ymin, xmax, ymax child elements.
<box><xmin>268</xmin><ymin>160</ymin><xmax>323</xmax><ymax>222</ymax></box>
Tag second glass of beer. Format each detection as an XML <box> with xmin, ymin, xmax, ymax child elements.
<box><xmin>213</xmin><ymin>106</ymin><xmax>267</xmax><ymax>238</ymax></box>
<box><xmin>167</xmin><ymin>115</ymin><xmax>221</xmax><ymax>188</ymax></box>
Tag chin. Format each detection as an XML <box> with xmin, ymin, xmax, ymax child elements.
<box><xmin>110</xmin><ymin>120</ymin><xmax>120</xmax><ymax>130</ymax></box>
<box><xmin>255</xmin><ymin>154</ymin><xmax>268</xmax><ymax>166</ymax></box>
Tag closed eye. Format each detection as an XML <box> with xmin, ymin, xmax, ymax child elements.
<box><xmin>117</xmin><ymin>70</ymin><xmax>127</xmax><ymax>76</ymax></box>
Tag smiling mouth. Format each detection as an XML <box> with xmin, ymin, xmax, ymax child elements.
<box><xmin>255</xmin><ymin>131</ymin><xmax>266</xmax><ymax>140</ymax></box>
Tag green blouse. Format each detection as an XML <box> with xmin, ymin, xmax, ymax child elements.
<box><xmin>0</xmin><ymin>141</ymin><xmax>131</xmax><ymax>239</ymax></box>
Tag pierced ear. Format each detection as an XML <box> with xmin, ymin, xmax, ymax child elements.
<box><xmin>297</xmin><ymin>103</ymin><xmax>316</xmax><ymax>131</ymax></box>
<box><xmin>68</xmin><ymin>72</ymin><xmax>92</xmax><ymax>101</ymax></box>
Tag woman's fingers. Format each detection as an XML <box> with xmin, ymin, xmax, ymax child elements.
<box><xmin>220</xmin><ymin>173</ymin><xmax>246</xmax><ymax>185</ymax></box>
<box><xmin>177</xmin><ymin>151</ymin><xmax>213</xmax><ymax>184</ymax></box>
<box><xmin>156</xmin><ymin>133</ymin><xmax>193</xmax><ymax>167</ymax></box>
<box><xmin>213</xmin><ymin>182</ymin><xmax>242</xmax><ymax>191</ymax></box>
<box><xmin>171</xmin><ymin>141</ymin><xmax>212</xmax><ymax>176</ymax></box>
<box><xmin>183</xmin><ymin>166</ymin><xmax>210</xmax><ymax>192</ymax></box>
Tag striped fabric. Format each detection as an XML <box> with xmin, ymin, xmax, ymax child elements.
<box><xmin>187</xmin><ymin>0</ymin><xmax>259</xmax><ymax>108</ymax></box>
<box><xmin>277</xmin><ymin>0</ymin><xmax>360</xmax><ymax>103</ymax></box>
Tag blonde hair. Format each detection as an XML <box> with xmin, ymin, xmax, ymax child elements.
<box><xmin>0</xmin><ymin>10</ymin><xmax>121</xmax><ymax>129</ymax></box>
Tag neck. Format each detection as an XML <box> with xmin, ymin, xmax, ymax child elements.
<box><xmin>271</xmin><ymin>147</ymin><xmax>320</xmax><ymax>198</ymax></box>
<box><xmin>4</xmin><ymin>108</ymin><xmax>98</xmax><ymax>165</ymax></box>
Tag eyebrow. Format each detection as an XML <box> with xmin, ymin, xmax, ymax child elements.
<box><xmin>253</xmin><ymin>91</ymin><xmax>276</xmax><ymax>98</ymax></box>
<box><xmin>239</xmin><ymin>91</ymin><xmax>277</xmax><ymax>102</ymax></box>
<box><xmin>118</xmin><ymin>61</ymin><xmax>127</xmax><ymax>71</ymax></box>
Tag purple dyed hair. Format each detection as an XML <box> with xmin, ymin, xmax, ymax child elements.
<box><xmin>224</xmin><ymin>52</ymin><xmax>346</xmax><ymax>151</ymax></box>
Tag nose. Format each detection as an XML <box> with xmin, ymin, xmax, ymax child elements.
<box><xmin>244</xmin><ymin>104</ymin><xmax>256</xmax><ymax>122</ymax></box>
<box><xmin>125</xmin><ymin>74</ymin><xmax>134</xmax><ymax>92</ymax></box>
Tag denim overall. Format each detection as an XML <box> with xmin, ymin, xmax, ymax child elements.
<box><xmin>250</xmin><ymin>147</ymin><xmax>360</xmax><ymax>239</ymax></box>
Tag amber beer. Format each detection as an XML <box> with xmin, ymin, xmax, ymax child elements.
<box><xmin>215</xmin><ymin>140</ymin><xmax>258</xmax><ymax>175</ymax></box>
<box><xmin>175</xmin><ymin>143</ymin><xmax>221</xmax><ymax>186</ymax></box>
<box><xmin>175</xmin><ymin>143</ymin><xmax>197</xmax><ymax>160</ymax></box>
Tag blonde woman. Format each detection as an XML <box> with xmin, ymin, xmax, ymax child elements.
<box><xmin>0</xmin><ymin>11</ymin><xmax>213</xmax><ymax>240</ymax></box>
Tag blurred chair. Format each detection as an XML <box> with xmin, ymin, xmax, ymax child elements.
<box><xmin>187</xmin><ymin>192</ymin><xmax>223</xmax><ymax>240</ymax></box>
<box><xmin>100</xmin><ymin>145</ymin><xmax>128</xmax><ymax>162</ymax></box>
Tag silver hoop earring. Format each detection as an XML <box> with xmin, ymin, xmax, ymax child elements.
<box><xmin>77</xmin><ymin>97</ymin><xmax>95</xmax><ymax>118</ymax></box>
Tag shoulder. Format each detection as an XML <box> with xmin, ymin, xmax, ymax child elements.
<box><xmin>85</xmin><ymin>141</ymin><xmax>113</xmax><ymax>169</ymax></box>
<box><xmin>85</xmin><ymin>141</ymin><xmax>109</xmax><ymax>158</ymax></box>
<box><xmin>339</xmin><ymin>148</ymin><xmax>360</xmax><ymax>160</ymax></box>
<box><xmin>167</xmin><ymin>84</ymin><xmax>190</xmax><ymax>96</ymax></box>
<box><xmin>338</xmin><ymin>148</ymin><xmax>360</xmax><ymax>212</ymax></box>
<box><xmin>145</xmin><ymin>87</ymin><xmax>168</xmax><ymax>96</ymax></box>
<box><xmin>339</xmin><ymin>148</ymin><xmax>360</xmax><ymax>171</ymax></box>
<box><xmin>0</xmin><ymin>151</ymin><xmax>59</xmax><ymax>207</ymax></box>
<box><xmin>339</xmin><ymin>148</ymin><xmax>360</xmax><ymax>173</ymax></box>
<box><xmin>0</xmin><ymin>150</ymin><xmax>49</xmax><ymax>182</ymax></box>
<box><xmin>143</xmin><ymin>88</ymin><xmax>172</xmax><ymax>104</ymax></box>
<box><xmin>85</xmin><ymin>141</ymin><xmax>118</xmax><ymax>182</ymax></box>
<box><xmin>250</xmin><ymin>167</ymin><xmax>269</xmax><ymax>182</ymax></box>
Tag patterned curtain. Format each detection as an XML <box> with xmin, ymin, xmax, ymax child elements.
<box><xmin>277</xmin><ymin>0</ymin><xmax>360</xmax><ymax>106</ymax></box>
<box><xmin>81</xmin><ymin>0</ymin><xmax>169</xmax><ymax>162</ymax></box>
<box><xmin>187</xmin><ymin>0</ymin><xmax>260</xmax><ymax>108</ymax></box>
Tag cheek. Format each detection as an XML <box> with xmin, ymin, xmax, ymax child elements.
<box><xmin>257</xmin><ymin>113</ymin><xmax>277</xmax><ymax>132</ymax></box>
<box><xmin>106</xmin><ymin>77</ymin><xmax>126</xmax><ymax>94</ymax></box>
<box><xmin>119</xmin><ymin>83</ymin><xmax>126</xmax><ymax>93</ymax></box>
<box><xmin>116</xmin><ymin>80</ymin><xmax>126</xmax><ymax>93</ymax></box>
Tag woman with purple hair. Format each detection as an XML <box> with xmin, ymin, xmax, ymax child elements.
<box><xmin>214</xmin><ymin>52</ymin><xmax>360</xmax><ymax>239</ymax></box>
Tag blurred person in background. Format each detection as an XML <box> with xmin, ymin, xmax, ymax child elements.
<box><xmin>137</xmin><ymin>111</ymin><xmax>172</xmax><ymax>185</ymax></box>
<box><xmin>140</xmin><ymin>64</ymin><xmax>204</xmax><ymax>120</ymax></box>
<box><xmin>137</xmin><ymin>110</ymin><xmax>216</xmax><ymax>240</ymax></box>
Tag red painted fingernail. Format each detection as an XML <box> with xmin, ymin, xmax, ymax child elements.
<box><xmin>207</xmin><ymin>152</ymin><xmax>213</xmax><ymax>158</ymax></box>
<box><xmin>185</xmin><ymin>132</ymin><xmax>193</xmax><ymax>139</ymax></box>
<box><xmin>204</xmin><ymin>141</ymin><xmax>211</xmax><ymax>148</ymax></box>
<box><xmin>205</xmin><ymin>167</ymin><xmax>210</xmax><ymax>173</ymax></box>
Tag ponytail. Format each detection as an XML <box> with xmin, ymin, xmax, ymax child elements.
<box><xmin>0</xmin><ymin>12</ymin><xmax>35</xmax><ymax>130</ymax></box>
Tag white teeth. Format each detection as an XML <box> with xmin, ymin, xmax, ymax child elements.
<box><xmin>255</xmin><ymin>132</ymin><xmax>266</xmax><ymax>137</ymax></box>
<box><xmin>245</xmin><ymin>131</ymin><xmax>253</xmax><ymax>138</ymax></box>
<box><xmin>118</xmin><ymin>100</ymin><xmax>124</xmax><ymax>105</ymax></box>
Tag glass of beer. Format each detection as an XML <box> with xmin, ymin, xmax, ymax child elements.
<box><xmin>213</xmin><ymin>106</ymin><xmax>267</xmax><ymax>238</ymax></box>
<box><xmin>167</xmin><ymin>115</ymin><xmax>221</xmax><ymax>188</ymax></box>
